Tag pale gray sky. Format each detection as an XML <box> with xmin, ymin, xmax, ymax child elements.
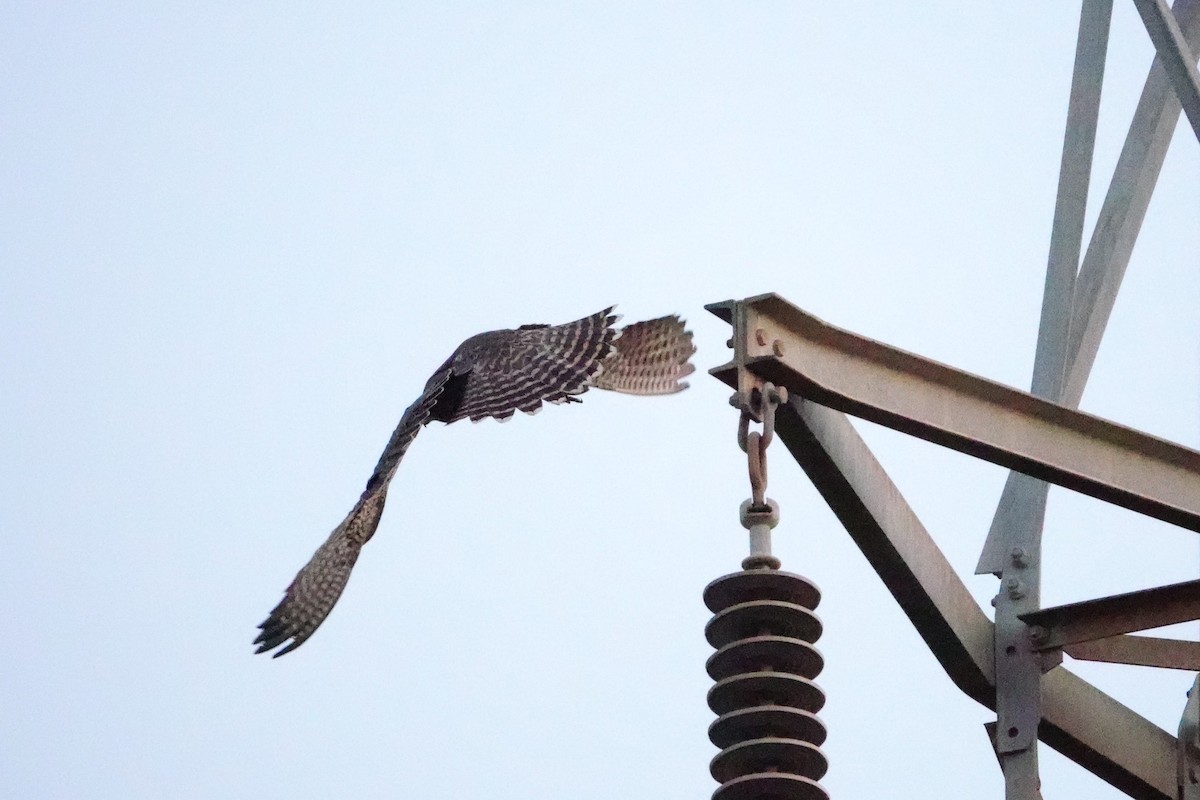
<box><xmin>3</xmin><ymin>3</ymin><xmax>1198</xmax><ymax>798</ymax></box>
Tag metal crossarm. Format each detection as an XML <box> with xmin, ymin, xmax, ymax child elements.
<box><xmin>708</xmin><ymin>294</ymin><xmax>1200</xmax><ymax>534</ymax></box>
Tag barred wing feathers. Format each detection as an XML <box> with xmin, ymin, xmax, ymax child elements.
<box><xmin>253</xmin><ymin>367</ymin><xmax>452</xmax><ymax>657</ymax></box>
<box><xmin>254</xmin><ymin>306</ymin><xmax>694</xmax><ymax>657</ymax></box>
<box><xmin>432</xmin><ymin>307</ymin><xmax>619</xmax><ymax>423</ymax></box>
<box><xmin>253</xmin><ymin>490</ymin><xmax>385</xmax><ymax>657</ymax></box>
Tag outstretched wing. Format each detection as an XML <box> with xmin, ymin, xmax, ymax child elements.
<box><xmin>253</xmin><ymin>361</ymin><xmax>454</xmax><ymax>657</ymax></box>
<box><xmin>430</xmin><ymin>307</ymin><xmax>620</xmax><ymax>423</ymax></box>
<box><xmin>593</xmin><ymin>315</ymin><xmax>695</xmax><ymax>395</ymax></box>
<box><xmin>252</xmin><ymin>490</ymin><xmax>385</xmax><ymax>657</ymax></box>
<box><xmin>254</xmin><ymin>307</ymin><xmax>696</xmax><ymax>658</ymax></box>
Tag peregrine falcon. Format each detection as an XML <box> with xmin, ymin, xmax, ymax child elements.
<box><xmin>254</xmin><ymin>307</ymin><xmax>695</xmax><ymax>656</ymax></box>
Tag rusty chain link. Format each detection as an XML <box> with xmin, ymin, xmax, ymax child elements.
<box><xmin>736</xmin><ymin>382</ymin><xmax>787</xmax><ymax>509</ymax></box>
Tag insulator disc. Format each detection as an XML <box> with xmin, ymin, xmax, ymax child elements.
<box><xmin>704</xmin><ymin>570</ymin><xmax>821</xmax><ymax>613</ymax></box>
<box><xmin>705</xmin><ymin>601</ymin><xmax>822</xmax><ymax>649</ymax></box>
<box><xmin>710</xmin><ymin>737</ymin><xmax>828</xmax><ymax>783</ymax></box>
<box><xmin>708</xmin><ymin>671</ymin><xmax>825</xmax><ymax>716</ymax></box>
<box><xmin>713</xmin><ymin>772</ymin><xmax>828</xmax><ymax>800</ymax></box>
<box><xmin>706</xmin><ymin>635</ymin><xmax>824</xmax><ymax>681</ymax></box>
<box><xmin>709</xmin><ymin>705</ymin><xmax>827</xmax><ymax>749</ymax></box>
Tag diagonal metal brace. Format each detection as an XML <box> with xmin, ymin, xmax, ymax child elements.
<box><xmin>1132</xmin><ymin>0</ymin><xmax>1200</xmax><ymax>141</ymax></box>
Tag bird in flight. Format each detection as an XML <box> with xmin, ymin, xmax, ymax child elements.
<box><xmin>254</xmin><ymin>307</ymin><xmax>695</xmax><ymax>656</ymax></box>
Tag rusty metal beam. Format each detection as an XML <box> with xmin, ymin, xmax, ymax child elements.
<box><xmin>1019</xmin><ymin>579</ymin><xmax>1200</xmax><ymax>649</ymax></box>
<box><xmin>768</xmin><ymin>393</ymin><xmax>997</xmax><ymax>705</ymax></box>
<box><xmin>708</xmin><ymin>294</ymin><xmax>1200</xmax><ymax>534</ymax></box>
<box><xmin>1041</xmin><ymin>667</ymin><xmax>1176</xmax><ymax>800</ymax></box>
<box><xmin>1065</xmin><ymin>635</ymin><xmax>1200</xmax><ymax>671</ymax></box>
<box><xmin>738</xmin><ymin>389</ymin><xmax>1178</xmax><ymax>799</ymax></box>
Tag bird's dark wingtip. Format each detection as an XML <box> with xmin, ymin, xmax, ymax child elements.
<box><xmin>253</xmin><ymin>632</ymin><xmax>300</xmax><ymax>657</ymax></box>
<box><xmin>252</xmin><ymin>605</ymin><xmax>299</xmax><ymax>656</ymax></box>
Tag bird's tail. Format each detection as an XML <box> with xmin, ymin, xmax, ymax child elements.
<box><xmin>592</xmin><ymin>315</ymin><xmax>696</xmax><ymax>395</ymax></box>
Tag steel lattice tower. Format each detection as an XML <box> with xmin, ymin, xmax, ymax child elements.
<box><xmin>707</xmin><ymin>2</ymin><xmax>1200</xmax><ymax>798</ymax></box>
